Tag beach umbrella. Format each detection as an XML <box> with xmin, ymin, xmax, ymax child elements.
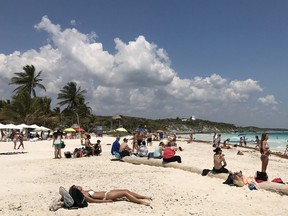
<box><xmin>27</xmin><ymin>124</ymin><xmax>40</xmax><ymax>129</ymax></box>
<box><xmin>74</xmin><ymin>127</ymin><xmax>85</xmax><ymax>132</ymax></box>
<box><xmin>112</xmin><ymin>114</ymin><xmax>122</xmax><ymax>120</ymax></box>
<box><xmin>136</xmin><ymin>128</ymin><xmax>147</xmax><ymax>132</ymax></box>
<box><xmin>64</xmin><ymin>128</ymin><xmax>76</xmax><ymax>133</ymax></box>
<box><xmin>34</xmin><ymin>126</ymin><xmax>51</xmax><ymax>131</ymax></box>
<box><xmin>115</xmin><ymin>127</ymin><xmax>128</xmax><ymax>132</ymax></box>
<box><xmin>1</xmin><ymin>124</ymin><xmax>22</xmax><ymax>129</ymax></box>
<box><xmin>17</xmin><ymin>123</ymin><xmax>30</xmax><ymax>128</ymax></box>
<box><xmin>71</xmin><ymin>123</ymin><xmax>80</xmax><ymax>128</ymax></box>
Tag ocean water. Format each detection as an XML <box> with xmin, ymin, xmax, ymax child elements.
<box><xmin>181</xmin><ymin>132</ymin><xmax>288</xmax><ymax>152</ymax></box>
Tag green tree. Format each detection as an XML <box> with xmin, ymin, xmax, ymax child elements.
<box><xmin>9</xmin><ymin>65</ymin><xmax>46</xmax><ymax>97</ymax></box>
<box><xmin>57</xmin><ymin>82</ymin><xmax>88</xmax><ymax>112</ymax></box>
<box><xmin>0</xmin><ymin>92</ymin><xmax>57</xmax><ymax>127</ymax></box>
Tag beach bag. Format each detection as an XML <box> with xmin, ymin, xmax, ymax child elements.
<box><xmin>69</xmin><ymin>185</ymin><xmax>88</xmax><ymax>208</ymax></box>
<box><xmin>61</xmin><ymin>141</ymin><xmax>66</xmax><ymax>149</ymax></box>
<box><xmin>64</xmin><ymin>151</ymin><xmax>72</xmax><ymax>158</ymax></box>
<box><xmin>59</xmin><ymin>186</ymin><xmax>74</xmax><ymax>208</ymax></box>
<box><xmin>256</xmin><ymin>171</ymin><xmax>268</xmax><ymax>181</ymax></box>
<box><xmin>201</xmin><ymin>169</ymin><xmax>211</xmax><ymax>176</ymax></box>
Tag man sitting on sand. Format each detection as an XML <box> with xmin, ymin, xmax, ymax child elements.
<box><xmin>119</xmin><ymin>138</ymin><xmax>133</xmax><ymax>158</ymax></box>
<box><xmin>111</xmin><ymin>137</ymin><xmax>120</xmax><ymax>155</ymax></box>
<box><xmin>74</xmin><ymin>185</ymin><xmax>152</xmax><ymax>206</ymax></box>
<box><xmin>212</xmin><ymin>147</ymin><xmax>229</xmax><ymax>173</ymax></box>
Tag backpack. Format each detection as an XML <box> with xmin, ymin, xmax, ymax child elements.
<box><xmin>69</xmin><ymin>185</ymin><xmax>88</xmax><ymax>208</ymax></box>
<box><xmin>256</xmin><ymin>171</ymin><xmax>268</xmax><ymax>181</ymax></box>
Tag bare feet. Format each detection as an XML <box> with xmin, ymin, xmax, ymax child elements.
<box><xmin>141</xmin><ymin>200</ymin><xmax>150</xmax><ymax>206</ymax></box>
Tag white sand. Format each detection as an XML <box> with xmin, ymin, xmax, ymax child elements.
<box><xmin>0</xmin><ymin>136</ymin><xmax>288</xmax><ymax>216</ymax></box>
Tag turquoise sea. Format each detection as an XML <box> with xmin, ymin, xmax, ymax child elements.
<box><xmin>182</xmin><ymin>132</ymin><xmax>288</xmax><ymax>152</ymax></box>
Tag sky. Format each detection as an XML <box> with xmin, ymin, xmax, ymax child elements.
<box><xmin>0</xmin><ymin>0</ymin><xmax>288</xmax><ymax>128</ymax></box>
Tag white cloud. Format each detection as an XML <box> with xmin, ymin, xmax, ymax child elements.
<box><xmin>258</xmin><ymin>95</ymin><xmax>278</xmax><ymax>105</ymax></box>
<box><xmin>70</xmin><ymin>20</ymin><xmax>77</xmax><ymax>26</ymax></box>
<box><xmin>0</xmin><ymin>16</ymin><xmax>273</xmax><ymax>126</ymax></box>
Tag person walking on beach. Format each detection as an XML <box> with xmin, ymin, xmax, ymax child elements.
<box><xmin>11</xmin><ymin>129</ymin><xmax>18</xmax><ymax>149</ymax></box>
<box><xmin>73</xmin><ymin>185</ymin><xmax>152</xmax><ymax>205</ymax></box>
<box><xmin>260</xmin><ymin>133</ymin><xmax>270</xmax><ymax>173</ymax></box>
<box><xmin>212</xmin><ymin>147</ymin><xmax>229</xmax><ymax>173</ymax></box>
<box><xmin>17</xmin><ymin>132</ymin><xmax>24</xmax><ymax>149</ymax></box>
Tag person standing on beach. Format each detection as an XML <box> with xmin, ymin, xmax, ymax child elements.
<box><xmin>212</xmin><ymin>132</ymin><xmax>217</xmax><ymax>147</ymax></box>
<box><xmin>52</xmin><ymin>130</ymin><xmax>62</xmax><ymax>159</ymax></box>
<box><xmin>212</xmin><ymin>147</ymin><xmax>229</xmax><ymax>173</ymax></box>
<box><xmin>11</xmin><ymin>129</ymin><xmax>18</xmax><ymax>149</ymax></box>
<box><xmin>260</xmin><ymin>133</ymin><xmax>270</xmax><ymax>173</ymax></box>
<box><xmin>146</xmin><ymin>130</ymin><xmax>153</xmax><ymax>146</ymax></box>
<box><xmin>216</xmin><ymin>134</ymin><xmax>221</xmax><ymax>147</ymax></box>
<box><xmin>255</xmin><ymin>135</ymin><xmax>260</xmax><ymax>148</ymax></box>
<box><xmin>17</xmin><ymin>131</ymin><xmax>24</xmax><ymax>149</ymax></box>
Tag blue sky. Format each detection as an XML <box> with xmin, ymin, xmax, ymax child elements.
<box><xmin>0</xmin><ymin>0</ymin><xmax>288</xmax><ymax>128</ymax></box>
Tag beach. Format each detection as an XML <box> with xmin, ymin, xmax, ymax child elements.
<box><xmin>0</xmin><ymin>136</ymin><xmax>288</xmax><ymax>216</ymax></box>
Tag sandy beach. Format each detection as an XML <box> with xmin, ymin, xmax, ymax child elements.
<box><xmin>1</xmin><ymin>135</ymin><xmax>288</xmax><ymax>216</ymax></box>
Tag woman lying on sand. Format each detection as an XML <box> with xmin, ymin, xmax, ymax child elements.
<box><xmin>75</xmin><ymin>186</ymin><xmax>152</xmax><ymax>206</ymax></box>
<box><xmin>233</xmin><ymin>171</ymin><xmax>260</xmax><ymax>190</ymax></box>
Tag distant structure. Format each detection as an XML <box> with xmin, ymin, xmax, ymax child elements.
<box><xmin>191</xmin><ymin>115</ymin><xmax>196</xmax><ymax>121</ymax></box>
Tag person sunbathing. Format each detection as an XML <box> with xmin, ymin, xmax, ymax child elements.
<box><xmin>233</xmin><ymin>171</ymin><xmax>260</xmax><ymax>190</ymax></box>
<box><xmin>75</xmin><ymin>186</ymin><xmax>152</xmax><ymax>206</ymax></box>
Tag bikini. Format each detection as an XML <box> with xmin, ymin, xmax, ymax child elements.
<box><xmin>88</xmin><ymin>190</ymin><xmax>110</xmax><ymax>200</ymax></box>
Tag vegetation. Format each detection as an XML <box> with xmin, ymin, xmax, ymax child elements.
<box><xmin>9</xmin><ymin>65</ymin><xmax>46</xmax><ymax>97</ymax></box>
<box><xmin>1</xmin><ymin>64</ymin><xmax>287</xmax><ymax>133</ymax></box>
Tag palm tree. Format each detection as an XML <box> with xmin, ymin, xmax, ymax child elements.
<box><xmin>0</xmin><ymin>92</ymin><xmax>56</xmax><ymax>126</ymax></box>
<box><xmin>57</xmin><ymin>82</ymin><xmax>88</xmax><ymax>112</ymax></box>
<box><xmin>9</xmin><ymin>65</ymin><xmax>46</xmax><ymax>97</ymax></box>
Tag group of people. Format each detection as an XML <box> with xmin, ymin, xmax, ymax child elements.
<box><xmin>110</xmin><ymin>136</ymin><xmax>183</xmax><ymax>163</ymax></box>
<box><xmin>52</xmin><ymin>131</ymin><xmax>273</xmax><ymax>211</ymax></box>
<box><xmin>210</xmin><ymin>132</ymin><xmax>271</xmax><ymax>189</ymax></box>
<box><xmin>52</xmin><ymin>131</ymin><xmax>102</xmax><ymax>159</ymax></box>
<box><xmin>10</xmin><ymin>129</ymin><xmax>25</xmax><ymax>150</ymax></box>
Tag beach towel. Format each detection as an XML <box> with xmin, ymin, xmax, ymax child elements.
<box><xmin>272</xmin><ymin>178</ymin><xmax>284</xmax><ymax>184</ymax></box>
<box><xmin>0</xmin><ymin>151</ymin><xmax>28</xmax><ymax>155</ymax></box>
